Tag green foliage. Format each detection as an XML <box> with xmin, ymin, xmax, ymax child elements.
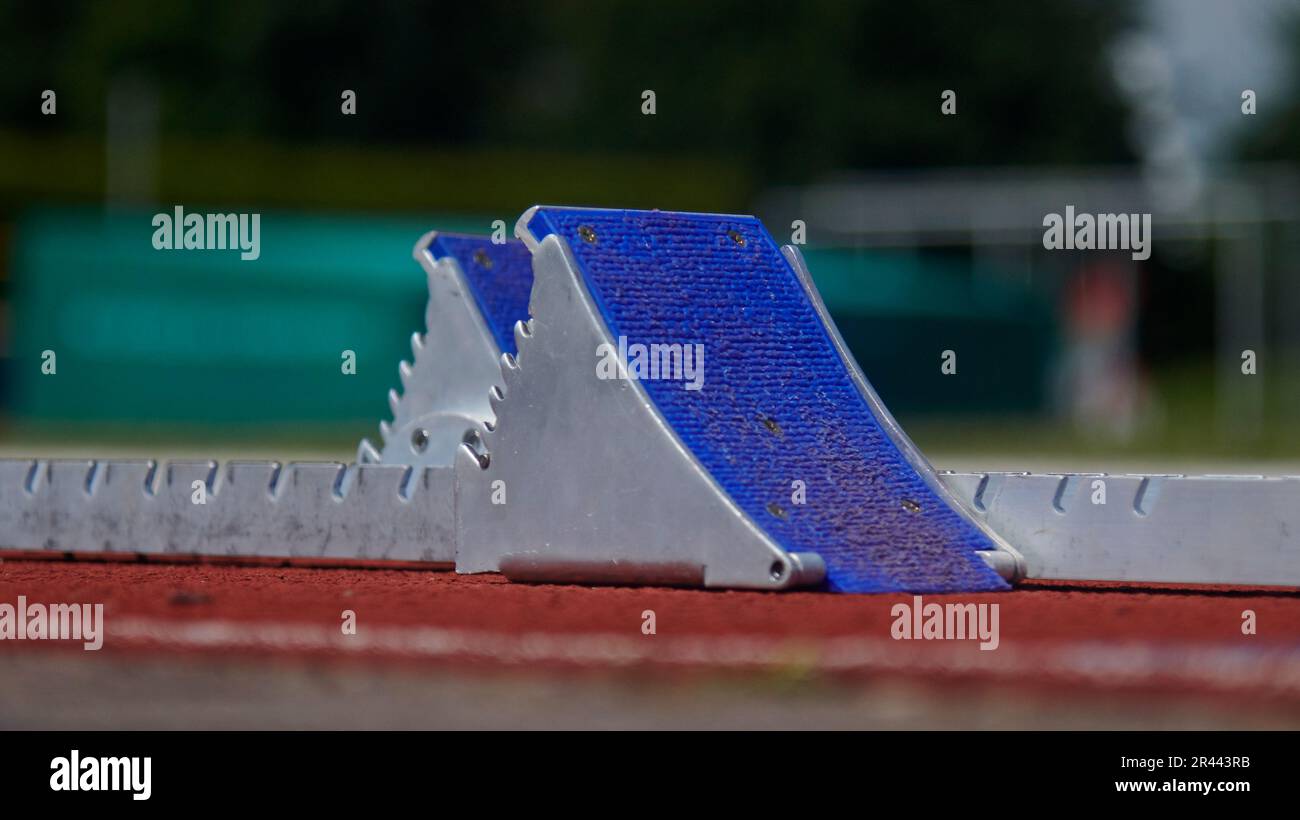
<box><xmin>0</xmin><ymin>0</ymin><xmax>1136</xmax><ymax>195</ymax></box>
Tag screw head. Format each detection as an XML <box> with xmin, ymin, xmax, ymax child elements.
<box><xmin>766</xmin><ymin>501</ymin><xmax>787</xmax><ymax>520</ymax></box>
<box><xmin>901</xmin><ymin>498</ymin><xmax>921</xmax><ymax>513</ymax></box>
<box><xmin>472</xmin><ymin>249</ymin><xmax>493</xmax><ymax>269</ymax></box>
<box><xmin>758</xmin><ymin>414</ymin><xmax>782</xmax><ymax>436</ymax></box>
<box><xmin>578</xmin><ymin>225</ymin><xmax>597</xmax><ymax>244</ymax></box>
<box><xmin>769</xmin><ymin>560</ymin><xmax>786</xmax><ymax>581</ymax></box>
<box><xmin>410</xmin><ymin>428</ymin><xmax>430</xmax><ymax>453</ymax></box>
<box><xmin>727</xmin><ymin>229</ymin><xmax>746</xmax><ymax>246</ymax></box>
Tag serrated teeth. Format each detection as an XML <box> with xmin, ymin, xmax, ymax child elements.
<box><xmin>513</xmin><ymin>319</ymin><xmax>533</xmax><ymax>352</ymax></box>
<box><xmin>388</xmin><ymin>388</ymin><xmax>401</xmax><ymax>416</ymax></box>
<box><xmin>380</xmin><ymin>420</ymin><xmax>392</xmax><ymax>440</ymax></box>
<box><xmin>411</xmin><ymin>331</ymin><xmax>424</xmax><ymax>355</ymax></box>
<box><xmin>399</xmin><ymin>360</ymin><xmax>413</xmax><ymax>386</ymax></box>
<box><xmin>356</xmin><ymin>439</ymin><xmax>381</xmax><ymax>464</ymax></box>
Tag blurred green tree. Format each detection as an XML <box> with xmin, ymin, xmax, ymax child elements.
<box><xmin>0</xmin><ymin>0</ymin><xmax>1135</xmax><ymax>187</ymax></box>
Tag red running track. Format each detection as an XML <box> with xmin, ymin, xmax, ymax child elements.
<box><xmin>2</xmin><ymin>555</ymin><xmax>1299</xmax><ymax>713</ymax></box>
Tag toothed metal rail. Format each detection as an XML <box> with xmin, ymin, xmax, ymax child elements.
<box><xmin>0</xmin><ymin>459</ymin><xmax>455</xmax><ymax>563</ymax></box>
<box><xmin>940</xmin><ymin>471</ymin><xmax>1300</xmax><ymax>586</ymax></box>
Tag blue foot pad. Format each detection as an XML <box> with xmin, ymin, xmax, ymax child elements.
<box><xmin>425</xmin><ymin>234</ymin><xmax>534</xmax><ymax>356</ymax></box>
<box><xmin>524</xmin><ymin>207</ymin><xmax>1009</xmax><ymax>593</ymax></box>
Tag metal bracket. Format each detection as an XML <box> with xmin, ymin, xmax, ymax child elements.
<box><xmin>454</xmin><ymin>229</ymin><xmax>819</xmax><ymax>588</ymax></box>
<box><xmin>359</xmin><ymin>232</ymin><xmax>532</xmax><ymax>467</ymax></box>
<box><xmin>455</xmin><ymin>206</ymin><xmax>1020</xmax><ymax>592</ymax></box>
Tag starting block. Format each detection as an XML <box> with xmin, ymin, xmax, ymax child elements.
<box><xmin>4</xmin><ymin>206</ymin><xmax>1298</xmax><ymax>592</ymax></box>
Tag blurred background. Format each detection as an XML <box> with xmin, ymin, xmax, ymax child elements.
<box><xmin>1</xmin><ymin>0</ymin><xmax>1298</xmax><ymax>469</ymax></box>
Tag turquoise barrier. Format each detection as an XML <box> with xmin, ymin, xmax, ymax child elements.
<box><xmin>802</xmin><ymin>247</ymin><xmax>1054</xmax><ymax>415</ymax></box>
<box><xmin>6</xmin><ymin>207</ymin><xmax>489</xmax><ymax>425</ymax></box>
<box><xmin>3</xmin><ymin>208</ymin><xmax>1052</xmax><ymax>428</ymax></box>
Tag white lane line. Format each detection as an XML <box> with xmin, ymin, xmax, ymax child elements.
<box><xmin>107</xmin><ymin>617</ymin><xmax>1300</xmax><ymax>695</ymax></box>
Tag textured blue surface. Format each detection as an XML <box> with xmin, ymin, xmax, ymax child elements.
<box><xmin>525</xmin><ymin>207</ymin><xmax>1008</xmax><ymax>593</ymax></box>
<box><xmin>426</xmin><ymin>234</ymin><xmax>533</xmax><ymax>355</ymax></box>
